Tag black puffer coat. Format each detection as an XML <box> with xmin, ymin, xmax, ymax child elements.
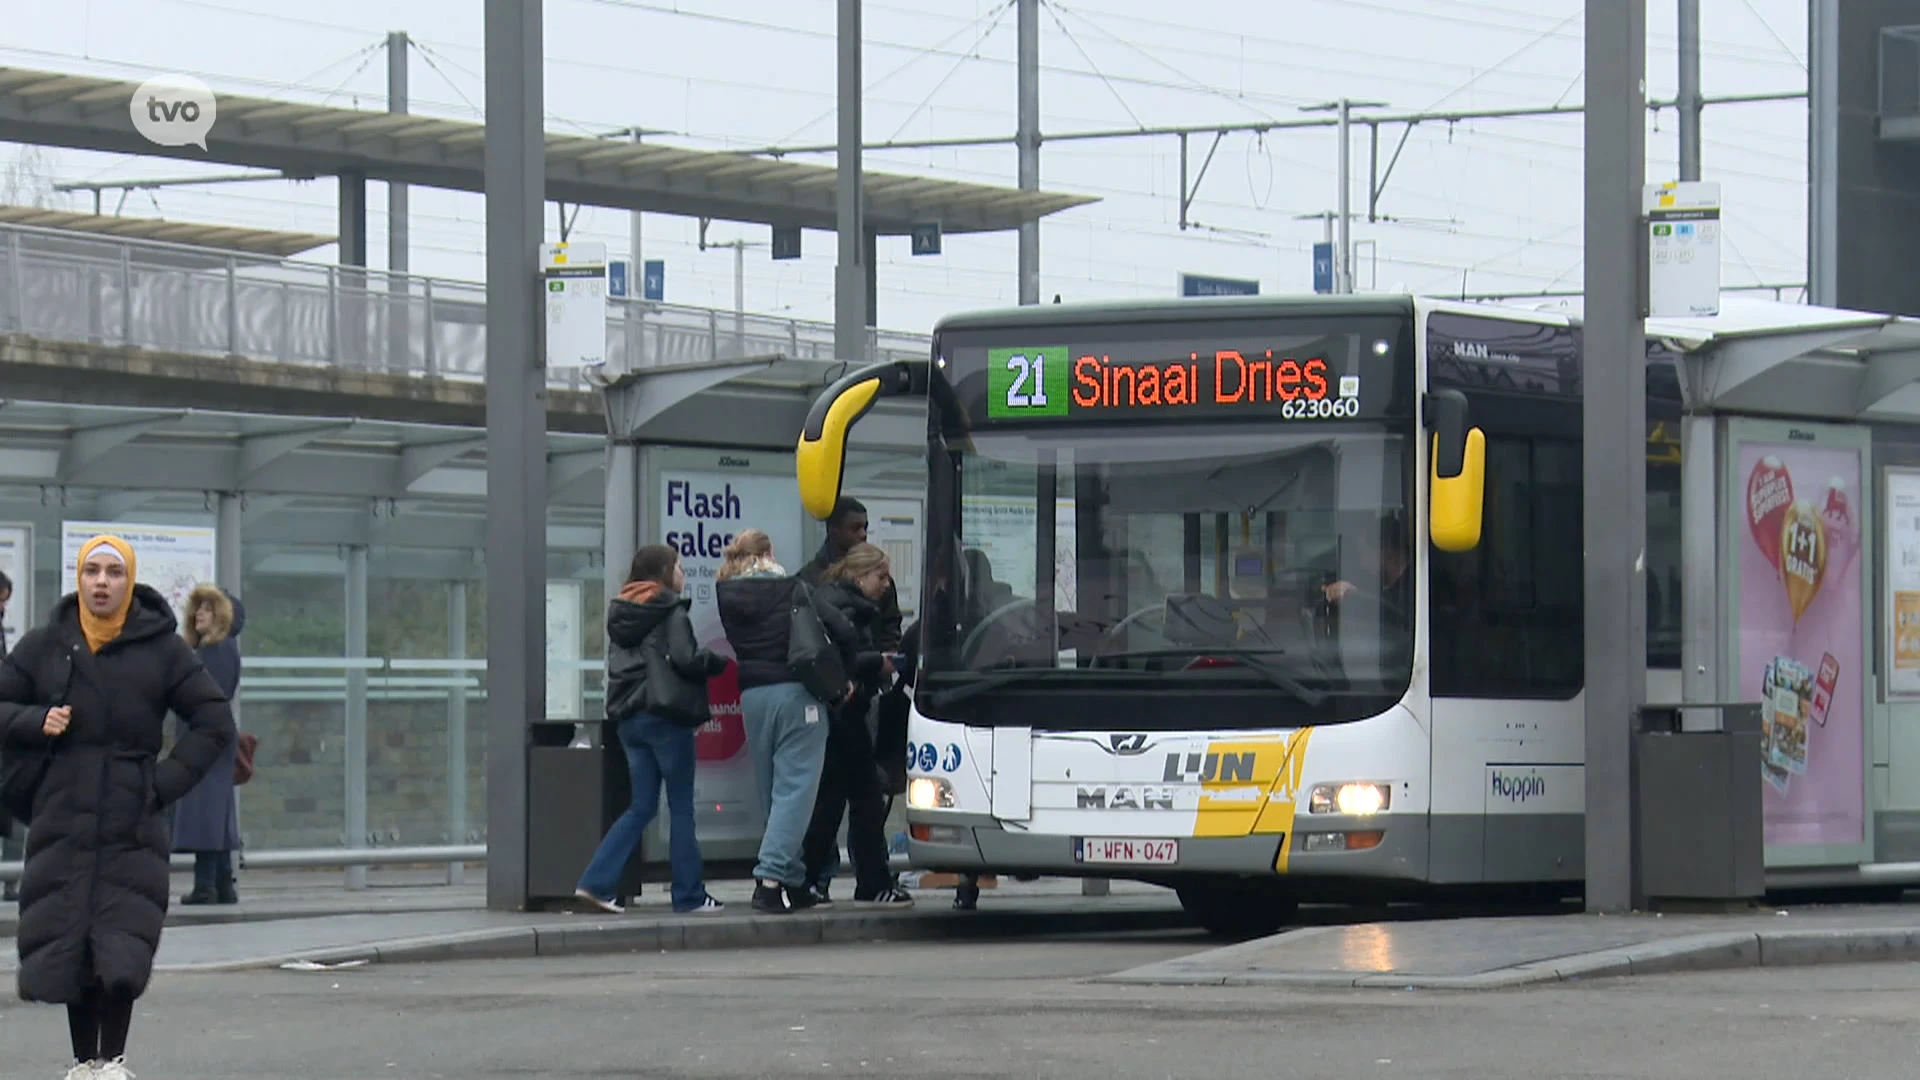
<box><xmin>604</xmin><ymin>588</ymin><xmax>728</xmax><ymax>726</ymax></box>
<box><xmin>716</xmin><ymin>574</ymin><xmax>858</xmax><ymax>693</ymax></box>
<box><xmin>0</xmin><ymin>585</ymin><xmax>235</xmax><ymax>1003</ymax></box>
<box><xmin>816</xmin><ymin>581</ymin><xmax>886</xmax><ymax>710</ymax></box>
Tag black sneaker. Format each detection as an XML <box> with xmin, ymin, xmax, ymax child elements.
<box><xmin>799</xmin><ymin>882</ymin><xmax>834</xmax><ymax>909</ymax></box>
<box><xmin>855</xmin><ymin>885</ymin><xmax>914</xmax><ymax>908</ymax></box>
<box><xmin>751</xmin><ymin>880</ymin><xmax>795</xmax><ymax>914</ymax></box>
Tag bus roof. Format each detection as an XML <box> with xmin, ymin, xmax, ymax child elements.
<box><xmin>932</xmin><ymin>294</ymin><xmax>1414</xmax><ymax>335</ymax></box>
<box><xmin>932</xmin><ymin>291</ymin><xmax>1920</xmax><ymax>361</ymax></box>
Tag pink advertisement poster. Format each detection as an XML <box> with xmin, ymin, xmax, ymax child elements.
<box><xmin>1737</xmin><ymin>440</ymin><xmax>1866</xmax><ymax>848</ymax></box>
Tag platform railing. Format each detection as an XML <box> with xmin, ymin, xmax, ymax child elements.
<box><xmin>0</xmin><ymin>221</ymin><xmax>931</xmax><ymax>390</ymax></box>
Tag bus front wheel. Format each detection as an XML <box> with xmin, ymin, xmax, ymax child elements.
<box><xmin>1176</xmin><ymin>882</ymin><xmax>1298</xmax><ymax>939</ymax></box>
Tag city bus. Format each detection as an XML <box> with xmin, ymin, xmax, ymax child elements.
<box><xmin>795</xmin><ymin>294</ymin><xmax>1691</xmax><ymax>936</ymax></box>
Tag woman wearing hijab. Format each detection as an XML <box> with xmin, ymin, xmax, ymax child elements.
<box><xmin>174</xmin><ymin>583</ymin><xmax>246</xmax><ymax>906</ymax></box>
<box><xmin>0</xmin><ymin>535</ymin><xmax>235</xmax><ymax>1080</ymax></box>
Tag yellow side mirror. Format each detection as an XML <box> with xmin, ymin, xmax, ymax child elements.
<box><xmin>796</xmin><ymin>376</ymin><xmax>882</xmax><ymax>520</ymax></box>
<box><xmin>1430</xmin><ymin>428</ymin><xmax>1485</xmax><ymax>553</ymax></box>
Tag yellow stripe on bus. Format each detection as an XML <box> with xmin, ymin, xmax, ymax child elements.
<box><xmin>1188</xmin><ymin>728</ymin><xmax>1315</xmax><ymax>874</ymax></box>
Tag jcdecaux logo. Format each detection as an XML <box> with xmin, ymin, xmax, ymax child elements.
<box><xmin>1489</xmin><ymin>769</ymin><xmax>1546</xmax><ymax>804</ymax></box>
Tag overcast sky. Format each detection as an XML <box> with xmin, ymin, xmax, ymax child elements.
<box><xmin>0</xmin><ymin>0</ymin><xmax>1809</xmax><ymax>334</ymax></box>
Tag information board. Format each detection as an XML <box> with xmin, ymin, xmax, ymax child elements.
<box><xmin>60</xmin><ymin>520</ymin><xmax>216</xmax><ymax>626</ymax></box>
<box><xmin>541</xmin><ymin>241</ymin><xmax>608</xmax><ymax>370</ymax></box>
<box><xmin>1886</xmin><ymin>467</ymin><xmax>1920</xmax><ymax>697</ymax></box>
<box><xmin>1645</xmin><ymin>180</ymin><xmax>1722</xmax><ymax>318</ymax></box>
<box><xmin>0</xmin><ymin>524</ymin><xmax>32</xmax><ymax>643</ymax></box>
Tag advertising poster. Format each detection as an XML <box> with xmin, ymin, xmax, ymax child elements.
<box><xmin>1736</xmin><ymin>442</ymin><xmax>1865</xmax><ymax>848</ymax></box>
<box><xmin>657</xmin><ymin>465</ymin><xmax>800</xmax><ymax>835</ymax></box>
<box><xmin>0</xmin><ymin>524</ymin><xmax>33</xmax><ymax>644</ymax></box>
<box><xmin>61</xmin><ymin>520</ymin><xmax>216</xmax><ymax>626</ymax></box>
<box><xmin>1885</xmin><ymin>469</ymin><xmax>1920</xmax><ymax>697</ymax></box>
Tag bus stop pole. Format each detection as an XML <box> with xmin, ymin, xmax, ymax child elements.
<box><xmin>1582</xmin><ymin>0</ymin><xmax>1649</xmax><ymax>915</ymax></box>
<box><xmin>483</xmin><ymin>0</ymin><xmax>547</xmax><ymax>911</ymax></box>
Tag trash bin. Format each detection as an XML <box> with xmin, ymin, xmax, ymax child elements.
<box><xmin>526</xmin><ymin>719</ymin><xmax>645</xmax><ymax>907</ymax></box>
<box><xmin>1633</xmin><ymin>702</ymin><xmax>1765</xmax><ymax>904</ymax></box>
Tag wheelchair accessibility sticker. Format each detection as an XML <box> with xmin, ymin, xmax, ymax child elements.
<box><xmin>908</xmin><ymin>742</ymin><xmax>964</xmax><ymax>773</ymax></box>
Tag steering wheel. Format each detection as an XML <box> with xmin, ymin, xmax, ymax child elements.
<box><xmin>959</xmin><ymin>598</ymin><xmax>1055</xmax><ymax>669</ymax></box>
<box><xmin>1103</xmin><ymin>603</ymin><xmax>1167</xmax><ymax>641</ymax></box>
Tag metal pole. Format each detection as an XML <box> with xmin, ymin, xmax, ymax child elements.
<box><xmin>1807</xmin><ymin>0</ymin><xmax>1839</xmax><ymax>306</ymax></box>
<box><xmin>1582</xmin><ymin>0</ymin><xmax>1648</xmax><ymax>915</ymax></box>
<box><xmin>1680</xmin><ymin>415</ymin><xmax>1720</xmax><ymax>730</ymax></box>
<box><xmin>446</xmin><ymin>580</ymin><xmax>469</xmax><ymax>886</ymax></box>
<box><xmin>1677</xmin><ymin>0</ymin><xmax>1701</xmax><ymax>182</ymax></box>
<box><xmin>734</xmin><ymin>242</ymin><xmax>745</xmax><ymax>317</ymax></box>
<box><xmin>388</xmin><ymin>31</ymin><xmax>410</xmax><ymax>272</ymax></box>
<box><xmin>1336</xmin><ymin>99</ymin><xmax>1352</xmax><ymax>294</ymax></box>
<box><xmin>388</xmin><ymin>30</ymin><xmax>411</xmax><ymax>374</ymax></box>
<box><xmin>344</xmin><ymin>544</ymin><xmax>370</xmax><ymax>891</ymax></box>
<box><xmin>833</xmin><ymin>0</ymin><xmax>866</xmax><ymax>364</ymax></box>
<box><xmin>628</xmin><ymin>130</ymin><xmax>644</xmax><ymax>267</ymax></box>
<box><xmin>483</xmin><ymin>0</ymin><xmax>546</xmax><ymax>912</ymax></box>
<box><xmin>1016</xmin><ymin>0</ymin><xmax>1039</xmax><ymax>305</ymax></box>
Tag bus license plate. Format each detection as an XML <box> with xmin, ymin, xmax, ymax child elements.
<box><xmin>1074</xmin><ymin>837</ymin><xmax>1178</xmax><ymax>865</ymax></box>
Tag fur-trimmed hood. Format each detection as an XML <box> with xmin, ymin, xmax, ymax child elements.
<box><xmin>184</xmin><ymin>583</ymin><xmax>244</xmax><ymax>647</ymax></box>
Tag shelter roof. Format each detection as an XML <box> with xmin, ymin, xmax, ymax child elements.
<box><xmin>0</xmin><ymin>65</ymin><xmax>1098</xmax><ymax>235</ymax></box>
<box><xmin>0</xmin><ymin>204</ymin><xmax>334</xmax><ymax>257</ymax></box>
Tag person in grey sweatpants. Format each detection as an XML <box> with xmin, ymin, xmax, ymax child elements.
<box><xmin>714</xmin><ymin>529</ymin><xmax>857</xmax><ymax>914</ymax></box>
<box><xmin>740</xmin><ymin>683</ymin><xmax>829</xmax><ymax>897</ymax></box>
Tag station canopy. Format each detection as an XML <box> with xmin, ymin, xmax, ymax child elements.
<box><xmin>0</xmin><ymin>204</ymin><xmax>334</xmax><ymax>257</ymax></box>
<box><xmin>1472</xmin><ymin>295</ymin><xmax>1920</xmax><ymax>422</ymax></box>
<box><xmin>0</xmin><ymin>65</ymin><xmax>1099</xmax><ymax>235</ymax></box>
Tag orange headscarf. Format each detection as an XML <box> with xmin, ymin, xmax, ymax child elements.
<box><xmin>76</xmin><ymin>534</ymin><xmax>136</xmax><ymax>654</ymax></box>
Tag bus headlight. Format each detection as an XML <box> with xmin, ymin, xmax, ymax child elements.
<box><xmin>908</xmin><ymin>777</ymin><xmax>955</xmax><ymax>810</ymax></box>
<box><xmin>1309</xmin><ymin>782</ymin><xmax>1390</xmax><ymax>816</ymax></box>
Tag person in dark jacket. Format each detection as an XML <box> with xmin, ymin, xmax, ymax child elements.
<box><xmin>575</xmin><ymin>544</ymin><xmax>729</xmax><ymax>915</ymax></box>
<box><xmin>801</xmin><ymin>543</ymin><xmax>914</xmax><ymax>907</ymax></box>
<box><xmin>715</xmin><ymin>528</ymin><xmax>858</xmax><ymax>914</ymax></box>
<box><xmin>799</xmin><ymin>497</ymin><xmax>903</xmax><ymax>651</ymax></box>
<box><xmin>175</xmin><ymin>582</ymin><xmax>245</xmax><ymax>906</ymax></box>
<box><xmin>0</xmin><ymin>534</ymin><xmax>234</xmax><ymax>1079</ymax></box>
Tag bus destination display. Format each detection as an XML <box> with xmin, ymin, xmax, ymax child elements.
<box><xmin>983</xmin><ymin>344</ymin><xmax>1369</xmax><ymax>423</ymax></box>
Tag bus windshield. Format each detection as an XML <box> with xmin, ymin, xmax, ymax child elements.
<box><xmin>918</xmin><ymin>422</ymin><xmax>1415</xmax><ymax>729</ymax></box>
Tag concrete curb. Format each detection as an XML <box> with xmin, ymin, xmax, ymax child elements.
<box><xmin>0</xmin><ymin>900</ymin><xmax>481</xmax><ymax>939</ymax></box>
<box><xmin>159</xmin><ymin>900</ymin><xmax>1192</xmax><ymax>974</ymax></box>
<box><xmin>1097</xmin><ymin>925</ymin><xmax>1920</xmax><ymax>991</ymax></box>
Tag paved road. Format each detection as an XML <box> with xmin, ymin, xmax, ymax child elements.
<box><xmin>5</xmin><ymin>928</ymin><xmax>1915</xmax><ymax>1079</ymax></box>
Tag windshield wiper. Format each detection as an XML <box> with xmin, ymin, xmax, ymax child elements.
<box><xmin>1090</xmin><ymin>647</ymin><xmax>1327</xmax><ymax>707</ymax></box>
<box><xmin>923</xmin><ymin>667</ymin><xmax>1082</xmax><ymax>708</ymax></box>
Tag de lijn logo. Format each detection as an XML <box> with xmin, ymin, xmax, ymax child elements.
<box><xmin>1490</xmin><ymin>768</ymin><xmax>1547</xmax><ymax>804</ymax></box>
<box><xmin>131</xmin><ymin>74</ymin><xmax>217</xmax><ymax>151</ymax></box>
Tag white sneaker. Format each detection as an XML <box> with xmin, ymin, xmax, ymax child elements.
<box><xmin>95</xmin><ymin>1059</ymin><xmax>135</xmax><ymax>1080</ymax></box>
<box><xmin>62</xmin><ymin>1063</ymin><xmax>97</xmax><ymax>1080</ymax></box>
<box><xmin>573</xmin><ymin>888</ymin><xmax>624</xmax><ymax>914</ymax></box>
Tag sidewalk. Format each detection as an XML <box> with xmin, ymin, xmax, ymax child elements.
<box><xmin>1101</xmin><ymin>903</ymin><xmax>1920</xmax><ymax>990</ymax></box>
<box><xmin>0</xmin><ymin>870</ymin><xmax>1185</xmax><ymax>974</ymax></box>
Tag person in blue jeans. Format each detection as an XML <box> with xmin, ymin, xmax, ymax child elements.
<box><xmin>714</xmin><ymin>528</ymin><xmax>859</xmax><ymax>914</ymax></box>
<box><xmin>575</xmin><ymin>544</ymin><xmax>729</xmax><ymax>915</ymax></box>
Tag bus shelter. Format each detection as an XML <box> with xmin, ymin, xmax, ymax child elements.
<box><xmin>1562</xmin><ymin>295</ymin><xmax>1920</xmax><ymax>885</ymax></box>
<box><xmin>522</xmin><ymin>353</ymin><xmax>930</xmax><ymax>906</ymax></box>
